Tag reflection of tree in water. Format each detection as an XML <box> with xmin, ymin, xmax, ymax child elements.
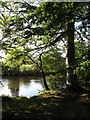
<box><xmin>8</xmin><ymin>76</ymin><xmax>43</xmax><ymax>96</ymax></box>
<box><xmin>8</xmin><ymin>79</ymin><xmax>20</xmax><ymax>96</ymax></box>
<box><xmin>8</xmin><ymin>77</ymin><xmax>31</xmax><ymax>96</ymax></box>
<box><xmin>19</xmin><ymin>77</ymin><xmax>31</xmax><ymax>85</ymax></box>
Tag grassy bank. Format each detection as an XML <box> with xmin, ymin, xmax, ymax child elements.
<box><xmin>2</xmin><ymin>91</ymin><xmax>90</xmax><ymax>119</ymax></box>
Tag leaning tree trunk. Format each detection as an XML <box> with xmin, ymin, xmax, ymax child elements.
<box><xmin>39</xmin><ymin>54</ymin><xmax>49</xmax><ymax>90</ymax></box>
<box><xmin>27</xmin><ymin>54</ymin><xmax>49</xmax><ymax>90</ymax></box>
<box><xmin>41</xmin><ymin>69</ymin><xmax>49</xmax><ymax>90</ymax></box>
<box><xmin>65</xmin><ymin>21</ymin><xmax>78</xmax><ymax>91</ymax></box>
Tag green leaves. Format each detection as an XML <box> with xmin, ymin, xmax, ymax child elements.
<box><xmin>1</xmin><ymin>1</ymin><xmax>89</xmax><ymax>87</ymax></box>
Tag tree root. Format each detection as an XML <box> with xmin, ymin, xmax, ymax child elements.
<box><xmin>66</xmin><ymin>85</ymin><xmax>90</xmax><ymax>94</ymax></box>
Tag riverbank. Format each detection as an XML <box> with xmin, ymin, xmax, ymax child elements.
<box><xmin>2</xmin><ymin>91</ymin><xmax>90</xmax><ymax>119</ymax></box>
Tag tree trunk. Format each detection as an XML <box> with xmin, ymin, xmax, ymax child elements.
<box><xmin>39</xmin><ymin>54</ymin><xmax>49</xmax><ymax>90</ymax></box>
<box><xmin>41</xmin><ymin>69</ymin><xmax>49</xmax><ymax>90</ymax></box>
<box><xmin>65</xmin><ymin>21</ymin><xmax>78</xmax><ymax>91</ymax></box>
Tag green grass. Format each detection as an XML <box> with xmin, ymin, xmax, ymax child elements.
<box><xmin>2</xmin><ymin>92</ymin><xmax>90</xmax><ymax>119</ymax></box>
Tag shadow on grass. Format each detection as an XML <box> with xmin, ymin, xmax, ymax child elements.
<box><xmin>2</xmin><ymin>93</ymin><xmax>90</xmax><ymax>119</ymax></box>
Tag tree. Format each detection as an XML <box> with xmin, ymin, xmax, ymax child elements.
<box><xmin>65</xmin><ymin>21</ymin><xmax>78</xmax><ymax>89</ymax></box>
<box><xmin>0</xmin><ymin>1</ymin><xmax>50</xmax><ymax>90</ymax></box>
<box><xmin>0</xmin><ymin>2</ymin><xmax>89</xmax><ymax>91</ymax></box>
<box><xmin>29</xmin><ymin>2</ymin><xmax>89</xmax><ymax>91</ymax></box>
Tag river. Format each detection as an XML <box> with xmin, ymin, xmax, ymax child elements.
<box><xmin>0</xmin><ymin>76</ymin><xmax>44</xmax><ymax>98</ymax></box>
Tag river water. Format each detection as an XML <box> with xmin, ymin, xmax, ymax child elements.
<box><xmin>0</xmin><ymin>76</ymin><xmax>44</xmax><ymax>98</ymax></box>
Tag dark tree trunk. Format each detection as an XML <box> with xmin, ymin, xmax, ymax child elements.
<box><xmin>39</xmin><ymin>54</ymin><xmax>49</xmax><ymax>90</ymax></box>
<box><xmin>27</xmin><ymin>54</ymin><xmax>49</xmax><ymax>90</ymax></box>
<box><xmin>41</xmin><ymin>69</ymin><xmax>49</xmax><ymax>90</ymax></box>
<box><xmin>66</xmin><ymin>21</ymin><xmax>78</xmax><ymax>91</ymax></box>
<box><xmin>65</xmin><ymin>21</ymin><xmax>90</xmax><ymax>93</ymax></box>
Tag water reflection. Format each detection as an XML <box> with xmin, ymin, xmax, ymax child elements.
<box><xmin>0</xmin><ymin>76</ymin><xmax>44</xmax><ymax>97</ymax></box>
